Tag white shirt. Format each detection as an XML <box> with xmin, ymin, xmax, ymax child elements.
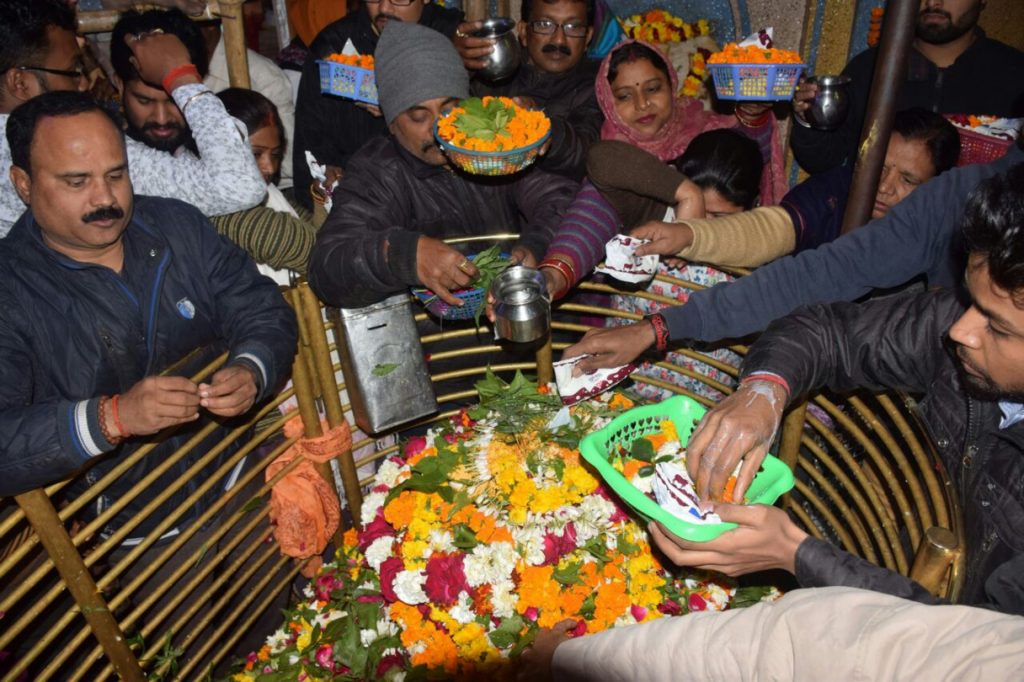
<box><xmin>0</xmin><ymin>83</ymin><xmax>266</xmax><ymax>236</ymax></box>
<box><xmin>204</xmin><ymin>36</ymin><xmax>296</xmax><ymax>189</ymax></box>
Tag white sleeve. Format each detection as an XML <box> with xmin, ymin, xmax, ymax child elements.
<box><xmin>125</xmin><ymin>83</ymin><xmax>266</xmax><ymax>216</ymax></box>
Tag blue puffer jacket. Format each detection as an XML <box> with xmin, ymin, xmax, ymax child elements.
<box><xmin>0</xmin><ymin>195</ymin><xmax>297</xmax><ymax>537</ymax></box>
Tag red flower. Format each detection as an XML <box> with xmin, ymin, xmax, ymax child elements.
<box><xmin>377</xmin><ymin>652</ymin><xmax>404</xmax><ymax>677</ymax></box>
<box><xmin>424</xmin><ymin>554</ymin><xmax>469</xmax><ymax>606</ymax></box>
<box><xmin>523</xmin><ymin>606</ymin><xmax>539</xmax><ymax>621</ymax></box>
<box><xmin>359</xmin><ymin>509</ymin><xmax>396</xmax><ymax>552</ymax></box>
<box><xmin>688</xmin><ymin>593</ymin><xmax>708</xmax><ymax>612</ymax></box>
<box><xmin>314</xmin><ymin>644</ymin><xmax>334</xmax><ymax>671</ymax></box>
<box><xmin>630</xmin><ymin>605</ymin><xmax>648</xmax><ymax>621</ymax></box>
<box><xmin>658</xmin><ymin>599</ymin><xmax>682</xmax><ymax>616</ymax></box>
<box><xmin>541</xmin><ymin>523</ymin><xmax>578</xmax><ymax>565</ymax></box>
<box><xmin>569</xmin><ymin>620</ymin><xmax>588</xmax><ymax>637</ymax></box>
<box><xmin>314</xmin><ymin>570</ymin><xmax>343</xmax><ymax>602</ymax></box>
<box><xmin>379</xmin><ymin>557</ymin><xmax>404</xmax><ymax>603</ymax></box>
<box><xmin>404</xmin><ymin>435</ymin><xmax>428</xmax><ymax>459</ymax></box>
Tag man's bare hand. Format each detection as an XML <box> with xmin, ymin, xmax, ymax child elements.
<box><xmin>454</xmin><ymin>21</ymin><xmax>494</xmax><ymax>70</ymax></box>
<box><xmin>686</xmin><ymin>379</ymin><xmax>788</xmax><ymax>503</ymax></box>
<box><xmin>356</xmin><ymin>102</ymin><xmax>383</xmax><ymax>118</ymax></box>
<box><xmin>124</xmin><ymin>31</ymin><xmax>196</xmax><ymax>90</ymax></box>
<box><xmin>118</xmin><ymin>376</ymin><xmax>200</xmax><ymax>436</ymax></box>
<box><xmin>415</xmin><ymin>237</ymin><xmax>479</xmax><ymax>306</ymax></box>
<box><xmin>562</xmin><ymin>322</ymin><xmax>654</xmax><ymax>374</ymax></box>
<box><xmin>649</xmin><ymin>504</ymin><xmax>807</xmax><ymax>575</ymax></box>
<box><xmin>631</xmin><ymin>221</ymin><xmax>694</xmax><ymax>257</ymax></box>
<box><xmin>673</xmin><ymin>176</ymin><xmax>706</xmax><ymax>220</ymax></box>
<box><xmin>517</xmin><ymin>619</ymin><xmax>576</xmax><ymax>682</ymax></box>
<box><xmin>198</xmin><ymin>364</ymin><xmax>258</xmax><ymax>417</ymax></box>
<box><xmin>792</xmin><ymin>77</ymin><xmax>819</xmax><ymax>117</ymax></box>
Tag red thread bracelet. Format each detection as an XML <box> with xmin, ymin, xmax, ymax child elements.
<box><xmin>161</xmin><ymin>63</ymin><xmax>200</xmax><ymax>92</ymax></box>
<box><xmin>539</xmin><ymin>257</ymin><xmax>576</xmax><ymax>300</ymax></box>
<box><xmin>742</xmin><ymin>372</ymin><xmax>791</xmax><ymax>395</ymax></box>
<box><xmin>647</xmin><ymin>313</ymin><xmax>670</xmax><ymax>352</ymax></box>
<box><xmin>111</xmin><ymin>394</ymin><xmax>131</xmax><ymax>438</ymax></box>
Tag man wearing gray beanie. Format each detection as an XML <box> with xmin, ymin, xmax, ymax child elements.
<box><xmin>309</xmin><ymin>21</ymin><xmax>578</xmax><ymax>311</ymax></box>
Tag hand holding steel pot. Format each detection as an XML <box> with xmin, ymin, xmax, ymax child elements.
<box><xmin>795</xmin><ymin>75</ymin><xmax>852</xmax><ymax>131</ymax></box>
<box><xmin>470</xmin><ymin>17</ymin><xmax>521</xmax><ymax>82</ymax></box>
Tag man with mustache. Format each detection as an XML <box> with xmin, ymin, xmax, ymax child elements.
<box><xmin>292</xmin><ymin>0</ymin><xmax>463</xmax><ymax>211</ymax></box>
<box><xmin>455</xmin><ymin>0</ymin><xmax>600</xmax><ymax>180</ymax></box>
<box><xmin>309</xmin><ymin>21</ymin><xmax>576</xmax><ymax>309</ymax></box>
<box><xmin>0</xmin><ymin>89</ymin><xmax>296</xmax><ymax>522</ymax></box>
<box><xmin>791</xmin><ymin>0</ymin><xmax>1024</xmax><ymax>174</ymax></box>
<box><xmin>0</xmin><ymin>2</ymin><xmax>266</xmax><ymax>236</ymax></box>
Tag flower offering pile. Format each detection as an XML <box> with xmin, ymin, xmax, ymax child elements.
<box><xmin>707</xmin><ymin>31</ymin><xmax>805</xmax><ymax>101</ymax></box>
<box><xmin>620</xmin><ymin>10</ymin><xmax>710</xmax><ymax>44</ymax></box>
<box><xmin>435</xmin><ymin>97</ymin><xmax>551</xmax><ymax>175</ymax></box>
<box><xmin>238</xmin><ymin>374</ymin><xmax>779</xmax><ymax>680</ymax></box>
<box><xmin>318</xmin><ymin>53</ymin><xmax>377</xmax><ymax>104</ymax></box>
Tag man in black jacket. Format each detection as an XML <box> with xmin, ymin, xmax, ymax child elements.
<box><xmin>309</xmin><ymin>21</ymin><xmax>576</xmax><ymax>309</ymax></box>
<box><xmin>456</xmin><ymin>0</ymin><xmax>601</xmax><ymax>180</ymax></box>
<box><xmin>0</xmin><ymin>91</ymin><xmax>296</xmax><ymax>532</ymax></box>
<box><xmin>791</xmin><ymin>0</ymin><xmax>1024</xmax><ymax>174</ymax></box>
<box><xmin>292</xmin><ymin>0</ymin><xmax>463</xmax><ymax>210</ymax></box>
<box><xmin>649</xmin><ymin>163</ymin><xmax>1024</xmax><ymax>615</ymax></box>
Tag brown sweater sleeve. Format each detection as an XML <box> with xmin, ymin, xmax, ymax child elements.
<box><xmin>586</xmin><ymin>140</ymin><xmax>685</xmax><ymax>228</ymax></box>
<box><xmin>677</xmin><ymin>206</ymin><xmax>796</xmax><ymax>267</ymax></box>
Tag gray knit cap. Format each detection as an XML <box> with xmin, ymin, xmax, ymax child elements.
<box><xmin>374</xmin><ymin>21</ymin><xmax>470</xmax><ymax>124</ymax></box>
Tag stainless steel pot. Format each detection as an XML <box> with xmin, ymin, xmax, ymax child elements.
<box><xmin>803</xmin><ymin>75</ymin><xmax>852</xmax><ymax>131</ymax></box>
<box><xmin>489</xmin><ymin>266</ymin><xmax>550</xmax><ymax>343</ymax></box>
<box><xmin>472</xmin><ymin>17</ymin><xmax>521</xmax><ymax>82</ymax></box>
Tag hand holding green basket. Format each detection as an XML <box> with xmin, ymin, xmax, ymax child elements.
<box><xmin>579</xmin><ymin>395</ymin><xmax>794</xmax><ymax>542</ymax></box>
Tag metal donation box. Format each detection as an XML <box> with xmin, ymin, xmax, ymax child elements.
<box><xmin>333</xmin><ymin>294</ymin><xmax>438</xmax><ymax>434</ymax></box>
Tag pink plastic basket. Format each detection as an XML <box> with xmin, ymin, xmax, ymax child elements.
<box><xmin>317</xmin><ymin>60</ymin><xmax>378</xmax><ymax>105</ymax></box>
<box><xmin>956</xmin><ymin>127</ymin><xmax>1013</xmax><ymax>166</ymax></box>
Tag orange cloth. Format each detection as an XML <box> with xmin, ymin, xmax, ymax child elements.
<box><xmin>266</xmin><ymin>416</ymin><xmax>352</xmax><ymax>576</ymax></box>
<box><xmin>288</xmin><ymin>0</ymin><xmax>347</xmax><ymax>47</ymax></box>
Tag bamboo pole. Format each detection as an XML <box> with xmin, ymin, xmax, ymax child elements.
<box><xmin>14</xmin><ymin>489</ymin><xmax>144</xmax><ymax>681</ymax></box>
<box><xmin>464</xmin><ymin>0</ymin><xmax>487</xmax><ymax>22</ymax></box>
<box><xmin>77</xmin><ymin>2</ymin><xmax>222</xmax><ymax>34</ymax></box>
<box><xmin>218</xmin><ymin>0</ymin><xmax>251</xmax><ymax>88</ymax></box>
<box><xmin>840</xmin><ymin>0</ymin><xmax>918</xmax><ymax>233</ymax></box>
<box><xmin>299</xmin><ymin>285</ymin><xmax>363</xmax><ymax>522</ymax></box>
<box><xmin>777</xmin><ymin>401</ymin><xmax>807</xmax><ymax>471</ymax></box>
<box><xmin>535</xmin><ymin>333</ymin><xmax>554</xmax><ymax>385</ymax></box>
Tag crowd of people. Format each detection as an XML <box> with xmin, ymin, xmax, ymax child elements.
<box><xmin>1</xmin><ymin>0</ymin><xmax>1023</xmax><ymax>677</ymax></box>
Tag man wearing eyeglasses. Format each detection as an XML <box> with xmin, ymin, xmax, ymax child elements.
<box><xmin>292</xmin><ymin>0</ymin><xmax>463</xmax><ymax>211</ymax></box>
<box><xmin>456</xmin><ymin>0</ymin><xmax>600</xmax><ymax>180</ymax></box>
<box><xmin>0</xmin><ymin>1</ymin><xmax>267</xmax><ymax>236</ymax></box>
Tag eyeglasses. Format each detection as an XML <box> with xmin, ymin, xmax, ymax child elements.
<box><xmin>362</xmin><ymin>0</ymin><xmax>418</xmax><ymax>5</ymax></box>
<box><xmin>19</xmin><ymin>65</ymin><xmax>87</xmax><ymax>81</ymax></box>
<box><xmin>529</xmin><ymin>19</ymin><xmax>588</xmax><ymax>38</ymax></box>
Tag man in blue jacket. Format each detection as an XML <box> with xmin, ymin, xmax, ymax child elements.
<box><xmin>0</xmin><ymin>91</ymin><xmax>297</xmax><ymax>540</ymax></box>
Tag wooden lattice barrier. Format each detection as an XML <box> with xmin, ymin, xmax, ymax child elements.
<box><xmin>0</xmin><ymin>251</ymin><xmax>964</xmax><ymax>678</ymax></box>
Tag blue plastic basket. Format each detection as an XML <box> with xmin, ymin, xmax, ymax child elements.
<box><xmin>434</xmin><ymin>125</ymin><xmax>551</xmax><ymax>176</ymax></box>
<box><xmin>412</xmin><ymin>287</ymin><xmax>486</xmax><ymax>321</ymax></box>
<box><xmin>317</xmin><ymin>60</ymin><xmax>378</xmax><ymax>105</ymax></box>
<box><xmin>709</xmin><ymin>63</ymin><xmax>805</xmax><ymax>101</ymax></box>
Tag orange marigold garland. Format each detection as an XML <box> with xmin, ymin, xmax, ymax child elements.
<box><xmin>708</xmin><ymin>43</ymin><xmax>803</xmax><ymax>64</ymax></box>
<box><xmin>621</xmin><ymin>10</ymin><xmax>710</xmax><ymax>44</ymax></box>
<box><xmin>325</xmin><ymin>53</ymin><xmax>374</xmax><ymax>69</ymax></box>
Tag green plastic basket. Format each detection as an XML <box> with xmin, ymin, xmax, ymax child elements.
<box><xmin>579</xmin><ymin>395</ymin><xmax>795</xmax><ymax>542</ymax></box>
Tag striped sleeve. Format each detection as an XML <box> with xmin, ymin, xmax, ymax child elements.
<box><xmin>545</xmin><ymin>181</ymin><xmax>622</xmax><ymax>285</ymax></box>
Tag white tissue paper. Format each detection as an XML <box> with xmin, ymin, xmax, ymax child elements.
<box><xmin>652</xmin><ymin>461</ymin><xmax>722</xmax><ymax>525</ymax></box>
<box><xmin>738</xmin><ymin>27</ymin><xmax>775</xmax><ymax>49</ymax></box>
<box><xmin>553</xmin><ymin>354</ymin><xmax>636</xmax><ymax>405</ymax></box>
<box><xmin>305</xmin><ymin>151</ymin><xmax>339</xmax><ymax>213</ymax></box>
<box><xmin>595</xmin><ymin>234</ymin><xmax>660</xmax><ymax>284</ymax></box>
